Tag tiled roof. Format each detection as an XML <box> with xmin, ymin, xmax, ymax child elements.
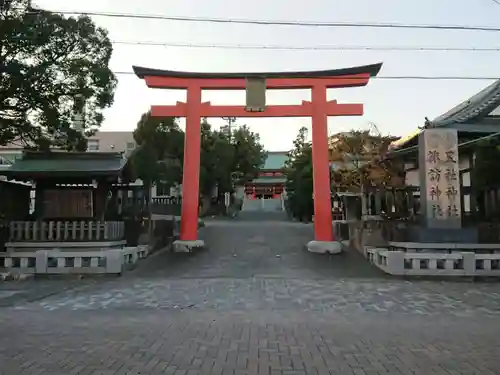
<box><xmin>3</xmin><ymin>151</ymin><xmax>128</xmax><ymax>179</ymax></box>
<box><xmin>263</xmin><ymin>152</ymin><xmax>288</xmax><ymax>170</ymax></box>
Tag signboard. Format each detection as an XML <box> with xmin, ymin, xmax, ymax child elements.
<box><xmin>245</xmin><ymin>77</ymin><xmax>266</xmax><ymax>112</ymax></box>
<box><xmin>420</xmin><ymin>129</ymin><xmax>461</xmax><ymax>228</ymax></box>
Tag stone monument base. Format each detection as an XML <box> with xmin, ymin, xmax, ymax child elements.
<box><xmin>407</xmin><ymin>226</ymin><xmax>478</xmax><ymax>243</ymax></box>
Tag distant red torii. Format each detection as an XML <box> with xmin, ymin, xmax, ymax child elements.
<box><xmin>134</xmin><ymin>63</ymin><xmax>382</xmax><ymax>252</ymax></box>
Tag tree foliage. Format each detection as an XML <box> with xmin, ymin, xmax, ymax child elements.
<box><xmin>284</xmin><ymin>127</ymin><xmax>404</xmax><ymax>220</ymax></box>
<box><xmin>199</xmin><ymin>120</ymin><xmax>235</xmax><ymax>196</ymax></box>
<box><xmin>129</xmin><ymin>112</ymin><xmax>184</xmax><ymax>193</ymax></box>
<box><xmin>198</xmin><ymin>121</ymin><xmax>266</xmax><ymax>197</ymax></box>
<box><xmin>128</xmin><ymin>114</ymin><xmax>266</xmax><ymax>202</ymax></box>
<box><xmin>0</xmin><ymin>0</ymin><xmax>117</xmax><ymax>150</ymax></box>
<box><xmin>231</xmin><ymin>125</ymin><xmax>267</xmax><ymax>184</ymax></box>
<box><xmin>329</xmin><ymin>130</ymin><xmax>404</xmax><ymax>191</ymax></box>
<box><xmin>284</xmin><ymin>127</ymin><xmax>314</xmax><ymax>221</ymax></box>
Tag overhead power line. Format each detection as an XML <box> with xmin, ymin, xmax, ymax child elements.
<box><xmin>113</xmin><ymin>71</ymin><xmax>498</xmax><ymax>81</ymax></box>
<box><xmin>112</xmin><ymin>40</ymin><xmax>500</xmax><ymax>52</ymax></box>
<box><xmin>14</xmin><ymin>34</ymin><xmax>500</xmax><ymax>52</ymax></box>
<box><xmin>51</xmin><ymin>10</ymin><xmax>500</xmax><ymax>33</ymax></box>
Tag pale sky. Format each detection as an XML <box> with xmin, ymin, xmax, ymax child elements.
<box><xmin>37</xmin><ymin>0</ymin><xmax>500</xmax><ymax>150</ymax></box>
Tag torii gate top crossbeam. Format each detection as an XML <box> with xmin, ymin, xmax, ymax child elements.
<box><xmin>132</xmin><ymin>63</ymin><xmax>382</xmax><ymax>90</ymax></box>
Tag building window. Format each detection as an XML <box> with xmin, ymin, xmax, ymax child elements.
<box><xmin>87</xmin><ymin>139</ymin><xmax>99</xmax><ymax>151</ymax></box>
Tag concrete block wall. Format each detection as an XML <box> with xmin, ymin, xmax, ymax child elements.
<box><xmin>0</xmin><ymin>245</ymin><xmax>151</xmax><ymax>276</ymax></box>
<box><xmin>365</xmin><ymin>246</ymin><xmax>500</xmax><ymax>277</ymax></box>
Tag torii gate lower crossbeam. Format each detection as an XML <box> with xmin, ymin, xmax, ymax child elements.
<box><xmin>134</xmin><ymin>63</ymin><xmax>382</xmax><ymax>253</ymax></box>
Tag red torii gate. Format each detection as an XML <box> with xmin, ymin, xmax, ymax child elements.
<box><xmin>134</xmin><ymin>63</ymin><xmax>382</xmax><ymax>252</ymax></box>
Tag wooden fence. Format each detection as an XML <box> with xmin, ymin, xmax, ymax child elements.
<box><xmin>8</xmin><ymin>221</ymin><xmax>125</xmax><ymax>242</ymax></box>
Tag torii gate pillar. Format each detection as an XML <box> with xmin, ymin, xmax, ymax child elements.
<box><xmin>134</xmin><ymin>63</ymin><xmax>382</xmax><ymax>253</ymax></box>
<box><xmin>311</xmin><ymin>84</ymin><xmax>334</xmax><ymax>242</ymax></box>
<box><xmin>181</xmin><ymin>86</ymin><xmax>203</xmax><ymax>242</ymax></box>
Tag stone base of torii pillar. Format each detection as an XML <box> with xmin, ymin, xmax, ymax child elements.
<box><xmin>306</xmin><ymin>240</ymin><xmax>342</xmax><ymax>254</ymax></box>
<box><xmin>172</xmin><ymin>239</ymin><xmax>205</xmax><ymax>253</ymax></box>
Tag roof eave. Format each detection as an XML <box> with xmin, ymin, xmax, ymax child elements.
<box><xmin>2</xmin><ymin>169</ymin><xmax>125</xmax><ymax>178</ymax></box>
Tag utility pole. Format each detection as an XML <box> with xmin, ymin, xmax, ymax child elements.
<box><xmin>73</xmin><ymin>93</ymin><xmax>85</xmax><ymax>133</ymax></box>
<box><xmin>221</xmin><ymin>117</ymin><xmax>236</xmax><ymax>141</ymax></box>
<box><xmin>72</xmin><ymin>77</ymin><xmax>87</xmax><ymax>134</ymax></box>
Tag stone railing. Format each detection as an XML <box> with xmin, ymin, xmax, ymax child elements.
<box><xmin>0</xmin><ymin>245</ymin><xmax>149</xmax><ymax>275</ymax></box>
<box><xmin>366</xmin><ymin>247</ymin><xmax>500</xmax><ymax>277</ymax></box>
<box><xmin>8</xmin><ymin>221</ymin><xmax>125</xmax><ymax>242</ymax></box>
<box><xmin>388</xmin><ymin>241</ymin><xmax>500</xmax><ymax>253</ymax></box>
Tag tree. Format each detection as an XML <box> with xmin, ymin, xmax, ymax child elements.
<box><xmin>127</xmin><ymin>112</ymin><xmax>184</xmax><ymax>241</ymax></box>
<box><xmin>0</xmin><ymin>0</ymin><xmax>117</xmax><ymax>150</ymax></box>
<box><xmin>284</xmin><ymin>127</ymin><xmax>314</xmax><ymax>221</ymax></box>
<box><xmin>129</xmin><ymin>112</ymin><xmax>184</xmax><ymax>198</ymax></box>
<box><xmin>231</xmin><ymin>125</ymin><xmax>267</xmax><ymax>185</ymax></box>
<box><xmin>329</xmin><ymin>130</ymin><xmax>403</xmax><ymax>191</ymax></box>
<box><xmin>129</xmin><ymin>115</ymin><xmax>266</xmax><ymax>215</ymax></box>
<box><xmin>198</xmin><ymin>121</ymin><xmax>266</xmax><ymax>213</ymax></box>
<box><xmin>199</xmin><ymin>119</ymin><xmax>234</xmax><ymax>197</ymax></box>
<box><xmin>284</xmin><ymin>127</ymin><xmax>403</xmax><ymax>221</ymax></box>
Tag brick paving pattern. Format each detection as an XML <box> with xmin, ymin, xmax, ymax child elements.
<box><xmin>1</xmin><ymin>217</ymin><xmax>500</xmax><ymax>374</ymax></box>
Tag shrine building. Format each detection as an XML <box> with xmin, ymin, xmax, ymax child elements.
<box><xmin>244</xmin><ymin>151</ymin><xmax>288</xmax><ymax>199</ymax></box>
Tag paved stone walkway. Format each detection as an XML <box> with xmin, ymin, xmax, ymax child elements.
<box><xmin>133</xmin><ymin>218</ymin><xmax>383</xmax><ymax>279</ymax></box>
<box><xmin>1</xmin><ymin>217</ymin><xmax>500</xmax><ymax>374</ymax></box>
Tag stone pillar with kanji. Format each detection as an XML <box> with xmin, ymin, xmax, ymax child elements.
<box><xmin>419</xmin><ymin>129</ymin><xmax>462</xmax><ymax>229</ymax></box>
<box><xmin>416</xmin><ymin>129</ymin><xmax>477</xmax><ymax>242</ymax></box>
